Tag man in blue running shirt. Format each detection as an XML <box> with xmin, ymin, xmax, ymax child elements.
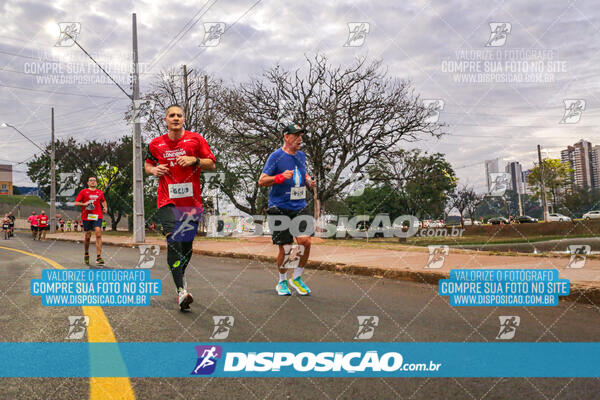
<box><xmin>258</xmin><ymin>123</ymin><xmax>316</xmax><ymax>296</ymax></box>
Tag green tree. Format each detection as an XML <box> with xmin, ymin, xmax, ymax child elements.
<box><xmin>562</xmin><ymin>187</ymin><xmax>600</xmax><ymax>217</ymax></box>
<box><xmin>526</xmin><ymin>159</ymin><xmax>572</xmax><ymax>211</ymax></box>
<box><xmin>367</xmin><ymin>149</ymin><xmax>456</xmax><ymax>219</ymax></box>
<box><xmin>345</xmin><ymin>184</ymin><xmax>406</xmax><ymax>221</ymax></box>
<box><xmin>449</xmin><ymin>185</ymin><xmax>481</xmax><ymax>226</ymax></box>
<box><xmin>26</xmin><ymin>136</ymin><xmax>151</xmax><ymax>231</ymax></box>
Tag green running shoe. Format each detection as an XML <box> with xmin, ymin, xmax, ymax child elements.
<box><xmin>276</xmin><ymin>280</ymin><xmax>291</xmax><ymax>296</ymax></box>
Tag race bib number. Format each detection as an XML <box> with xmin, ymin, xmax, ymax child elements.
<box><xmin>87</xmin><ymin>214</ymin><xmax>98</xmax><ymax>221</ymax></box>
<box><xmin>290</xmin><ymin>186</ymin><xmax>306</xmax><ymax>200</ymax></box>
<box><xmin>169</xmin><ymin>182</ymin><xmax>193</xmax><ymax>199</ymax></box>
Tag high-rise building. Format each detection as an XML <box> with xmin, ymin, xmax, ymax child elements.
<box><xmin>522</xmin><ymin>169</ymin><xmax>534</xmax><ymax>194</ymax></box>
<box><xmin>485</xmin><ymin>158</ymin><xmax>499</xmax><ymax>193</ymax></box>
<box><xmin>505</xmin><ymin>161</ymin><xmax>525</xmax><ymax>194</ymax></box>
<box><xmin>561</xmin><ymin>139</ymin><xmax>593</xmax><ymax>189</ymax></box>
<box><xmin>591</xmin><ymin>145</ymin><xmax>600</xmax><ymax>190</ymax></box>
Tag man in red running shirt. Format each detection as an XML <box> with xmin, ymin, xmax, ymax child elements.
<box><xmin>74</xmin><ymin>177</ymin><xmax>108</xmax><ymax>265</ymax></box>
<box><xmin>27</xmin><ymin>211</ymin><xmax>38</xmax><ymax>240</ymax></box>
<box><xmin>36</xmin><ymin>210</ymin><xmax>49</xmax><ymax>241</ymax></box>
<box><xmin>145</xmin><ymin>104</ymin><xmax>216</xmax><ymax>311</ymax></box>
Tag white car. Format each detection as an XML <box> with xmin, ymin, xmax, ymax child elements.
<box><xmin>583</xmin><ymin>210</ymin><xmax>600</xmax><ymax>220</ymax></box>
<box><xmin>547</xmin><ymin>213</ymin><xmax>571</xmax><ymax>222</ymax></box>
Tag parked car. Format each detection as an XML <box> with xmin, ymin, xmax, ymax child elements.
<box><xmin>583</xmin><ymin>210</ymin><xmax>600</xmax><ymax>220</ymax></box>
<box><xmin>547</xmin><ymin>213</ymin><xmax>571</xmax><ymax>222</ymax></box>
<box><xmin>463</xmin><ymin>218</ymin><xmax>472</xmax><ymax>226</ymax></box>
<box><xmin>488</xmin><ymin>217</ymin><xmax>509</xmax><ymax>225</ymax></box>
<box><xmin>515</xmin><ymin>215</ymin><xmax>538</xmax><ymax>223</ymax></box>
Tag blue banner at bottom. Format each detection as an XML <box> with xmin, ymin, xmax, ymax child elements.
<box><xmin>1</xmin><ymin>342</ymin><xmax>599</xmax><ymax>377</ymax></box>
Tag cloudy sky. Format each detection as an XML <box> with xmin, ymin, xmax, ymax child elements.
<box><xmin>1</xmin><ymin>0</ymin><xmax>599</xmax><ymax>191</ymax></box>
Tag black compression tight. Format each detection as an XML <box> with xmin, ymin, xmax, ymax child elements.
<box><xmin>167</xmin><ymin>240</ymin><xmax>194</xmax><ymax>291</ymax></box>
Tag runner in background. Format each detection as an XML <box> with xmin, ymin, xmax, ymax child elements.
<box><xmin>73</xmin><ymin>220</ymin><xmax>79</xmax><ymax>232</ymax></box>
<box><xmin>59</xmin><ymin>217</ymin><xmax>65</xmax><ymax>232</ymax></box>
<box><xmin>7</xmin><ymin>212</ymin><xmax>15</xmax><ymax>238</ymax></box>
<box><xmin>66</xmin><ymin>219</ymin><xmax>72</xmax><ymax>231</ymax></box>
<box><xmin>74</xmin><ymin>177</ymin><xmax>108</xmax><ymax>266</ymax></box>
<box><xmin>36</xmin><ymin>210</ymin><xmax>49</xmax><ymax>241</ymax></box>
<box><xmin>2</xmin><ymin>214</ymin><xmax>10</xmax><ymax>240</ymax></box>
<box><xmin>27</xmin><ymin>211</ymin><xmax>38</xmax><ymax>240</ymax></box>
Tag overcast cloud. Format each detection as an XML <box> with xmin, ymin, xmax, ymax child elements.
<box><xmin>1</xmin><ymin>0</ymin><xmax>599</xmax><ymax>190</ymax></box>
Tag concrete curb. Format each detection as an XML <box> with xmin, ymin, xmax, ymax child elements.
<box><xmin>47</xmin><ymin>236</ymin><xmax>600</xmax><ymax>306</ymax></box>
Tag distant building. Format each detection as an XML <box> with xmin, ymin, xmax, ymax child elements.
<box><xmin>592</xmin><ymin>145</ymin><xmax>600</xmax><ymax>190</ymax></box>
<box><xmin>522</xmin><ymin>169</ymin><xmax>534</xmax><ymax>195</ymax></box>
<box><xmin>505</xmin><ymin>161</ymin><xmax>525</xmax><ymax>194</ymax></box>
<box><xmin>485</xmin><ymin>159</ymin><xmax>499</xmax><ymax>193</ymax></box>
<box><xmin>0</xmin><ymin>164</ymin><xmax>13</xmax><ymax>195</ymax></box>
<box><xmin>561</xmin><ymin>139</ymin><xmax>593</xmax><ymax>189</ymax></box>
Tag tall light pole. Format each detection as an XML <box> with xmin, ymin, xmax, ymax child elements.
<box><xmin>50</xmin><ymin>108</ymin><xmax>56</xmax><ymax>233</ymax></box>
<box><xmin>0</xmin><ymin>123</ymin><xmax>45</xmax><ymax>152</ymax></box>
<box><xmin>63</xmin><ymin>14</ymin><xmax>145</xmax><ymax>242</ymax></box>
<box><xmin>131</xmin><ymin>13</ymin><xmax>145</xmax><ymax>243</ymax></box>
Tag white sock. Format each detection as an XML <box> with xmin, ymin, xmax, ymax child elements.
<box><xmin>293</xmin><ymin>267</ymin><xmax>304</xmax><ymax>279</ymax></box>
<box><xmin>279</xmin><ymin>272</ymin><xmax>287</xmax><ymax>282</ymax></box>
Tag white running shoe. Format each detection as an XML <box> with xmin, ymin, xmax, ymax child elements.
<box><xmin>178</xmin><ymin>289</ymin><xmax>193</xmax><ymax>310</ymax></box>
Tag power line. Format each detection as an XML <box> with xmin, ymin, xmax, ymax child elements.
<box><xmin>0</xmin><ymin>49</ymin><xmax>58</xmax><ymax>62</ymax></box>
<box><xmin>188</xmin><ymin>0</ymin><xmax>263</xmax><ymax>64</ymax></box>
<box><xmin>0</xmin><ymin>82</ymin><xmax>123</xmax><ymax>99</ymax></box>
<box><xmin>148</xmin><ymin>0</ymin><xmax>219</xmax><ymax>71</ymax></box>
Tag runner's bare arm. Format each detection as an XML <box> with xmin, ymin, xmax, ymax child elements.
<box><xmin>101</xmin><ymin>200</ymin><xmax>108</xmax><ymax>213</ymax></box>
<box><xmin>145</xmin><ymin>161</ymin><xmax>169</xmax><ymax>177</ymax></box>
<box><xmin>196</xmin><ymin>157</ymin><xmax>216</xmax><ymax>170</ymax></box>
<box><xmin>258</xmin><ymin>170</ymin><xmax>294</xmax><ymax>187</ymax></box>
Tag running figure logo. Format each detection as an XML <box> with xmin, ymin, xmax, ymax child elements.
<box><xmin>172</xmin><ymin>208</ymin><xmax>201</xmax><ymax>242</ymax></box>
<box><xmin>354</xmin><ymin>316</ymin><xmax>379</xmax><ymax>339</ymax></box>
<box><xmin>423</xmin><ymin>99</ymin><xmax>445</xmax><ymax>123</ymax></box>
<box><xmin>344</xmin><ymin>23</ymin><xmax>370</xmax><ymax>47</ymax></box>
<box><xmin>200</xmin><ymin>23</ymin><xmax>226</xmax><ymax>47</ymax></box>
<box><xmin>485</xmin><ymin>22</ymin><xmax>511</xmax><ymax>47</ymax></box>
<box><xmin>489</xmin><ymin>173</ymin><xmax>511</xmax><ymax>196</ymax></box>
<box><xmin>66</xmin><ymin>316</ymin><xmax>89</xmax><ymax>340</ymax></box>
<box><xmin>191</xmin><ymin>345</ymin><xmax>222</xmax><ymax>375</ymax></box>
<box><xmin>210</xmin><ymin>316</ymin><xmax>235</xmax><ymax>340</ymax></box>
<box><xmin>566</xmin><ymin>245</ymin><xmax>590</xmax><ymax>269</ymax></box>
<box><xmin>55</xmin><ymin>22</ymin><xmax>81</xmax><ymax>47</ymax></box>
<box><xmin>560</xmin><ymin>99</ymin><xmax>586</xmax><ymax>124</ymax></box>
<box><xmin>136</xmin><ymin>244</ymin><xmax>160</xmax><ymax>269</ymax></box>
<box><xmin>347</xmin><ymin>173</ymin><xmax>367</xmax><ymax>197</ymax></box>
<box><xmin>281</xmin><ymin>244</ymin><xmax>305</xmax><ymax>269</ymax></box>
<box><xmin>496</xmin><ymin>316</ymin><xmax>520</xmax><ymax>340</ymax></box>
<box><xmin>425</xmin><ymin>245</ymin><xmax>449</xmax><ymax>269</ymax></box>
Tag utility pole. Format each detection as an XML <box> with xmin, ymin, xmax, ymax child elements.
<box><xmin>537</xmin><ymin>144</ymin><xmax>549</xmax><ymax>221</ymax></box>
<box><xmin>132</xmin><ymin>13</ymin><xmax>145</xmax><ymax>243</ymax></box>
<box><xmin>50</xmin><ymin>107</ymin><xmax>56</xmax><ymax>234</ymax></box>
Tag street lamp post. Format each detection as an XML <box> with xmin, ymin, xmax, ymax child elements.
<box><xmin>0</xmin><ymin>123</ymin><xmax>45</xmax><ymax>151</ymax></box>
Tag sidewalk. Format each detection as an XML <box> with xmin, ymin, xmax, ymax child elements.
<box><xmin>45</xmin><ymin>232</ymin><xmax>600</xmax><ymax>304</ymax></box>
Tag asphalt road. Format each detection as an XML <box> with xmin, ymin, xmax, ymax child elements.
<box><xmin>1</xmin><ymin>233</ymin><xmax>600</xmax><ymax>399</ymax></box>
